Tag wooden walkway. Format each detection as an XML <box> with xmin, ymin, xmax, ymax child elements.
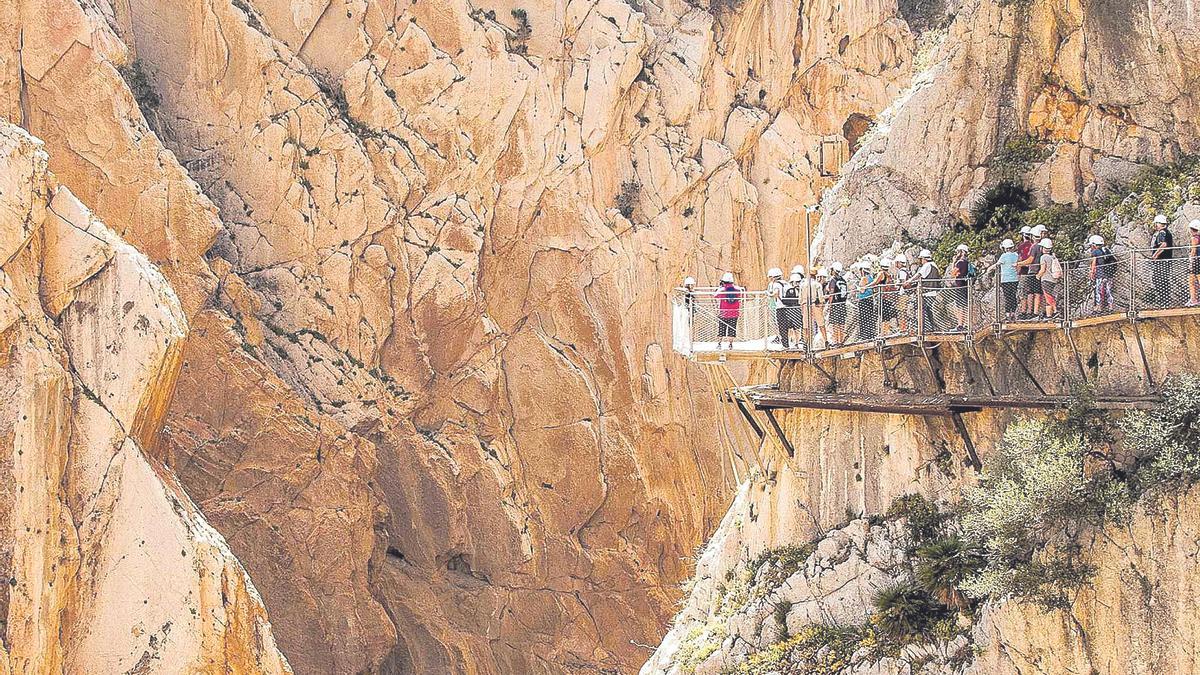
<box><xmin>749</xmin><ymin>390</ymin><xmax>1162</xmax><ymax>416</ymax></box>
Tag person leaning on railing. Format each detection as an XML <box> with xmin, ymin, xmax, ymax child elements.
<box><xmin>906</xmin><ymin>249</ymin><xmax>941</xmax><ymax>331</ymax></box>
<box><xmin>984</xmin><ymin>239</ymin><xmax>1019</xmax><ymax>321</ymax></box>
<box><xmin>947</xmin><ymin>244</ymin><xmax>971</xmax><ymax>331</ymax></box>
<box><xmin>784</xmin><ymin>270</ymin><xmax>806</xmax><ymax>349</ymax></box>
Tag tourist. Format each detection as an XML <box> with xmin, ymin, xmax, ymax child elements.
<box><xmin>1149</xmin><ymin>214</ymin><xmax>1174</xmax><ymax>306</ymax></box>
<box><xmin>948</xmin><ymin>244</ymin><xmax>970</xmax><ymax>331</ymax></box>
<box><xmin>1016</xmin><ymin>225</ymin><xmax>1034</xmax><ymax>316</ymax></box>
<box><xmin>1088</xmin><ymin>235</ymin><xmax>1117</xmax><ymax>313</ymax></box>
<box><xmin>989</xmin><ymin>239</ymin><xmax>1019</xmax><ymax>321</ymax></box>
<box><xmin>825</xmin><ymin>262</ymin><xmax>848</xmax><ymax>346</ymax></box>
<box><xmin>893</xmin><ymin>253</ymin><xmax>911</xmax><ymax>332</ymax></box>
<box><xmin>908</xmin><ymin>249</ymin><xmax>941</xmax><ymax>331</ymax></box>
<box><xmin>813</xmin><ymin>268</ymin><xmax>830</xmax><ymax>347</ymax></box>
<box><xmin>1018</xmin><ymin>228</ymin><xmax>1045</xmax><ymax>318</ymax></box>
<box><xmin>1190</xmin><ymin>221</ymin><xmax>1200</xmax><ymax>307</ymax></box>
<box><xmin>766</xmin><ymin>267</ymin><xmax>788</xmax><ymax>348</ymax></box>
<box><xmin>854</xmin><ymin>263</ymin><xmax>879</xmax><ymax>341</ymax></box>
<box><xmin>783</xmin><ymin>271</ymin><xmax>805</xmax><ymax>348</ymax></box>
<box><xmin>1037</xmin><ymin>238</ymin><xmax>1062</xmax><ymax>319</ymax></box>
<box><xmin>716</xmin><ymin>272</ymin><xmax>742</xmax><ymax>350</ymax></box>
<box><xmin>879</xmin><ymin>258</ymin><xmax>899</xmax><ymax>335</ymax></box>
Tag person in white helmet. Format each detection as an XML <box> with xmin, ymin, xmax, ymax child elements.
<box><xmin>783</xmin><ymin>271</ymin><xmax>805</xmax><ymax>348</ymax></box>
<box><xmin>1036</xmin><ymin>237</ymin><xmax>1062</xmax><ymax>319</ymax></box>
<box><xmin>986</xmin><ymin>239</ymin><xmax>1019</xmax><ymax>320</ymax></box>
<box><xmin>1017</xmin><ymin>229</ymin><xmax>1046</xmax><ymax>318</ymax></box>
<box><xmin>1087</xmin><ymin>235</ymin><xmax>1117</xmax><ymax>313</ymax></box>
<box><xmin>716</xmin><ymin>272</ymin><xmax>743</xmax><ymax>350</ymax></box>
<box><xmin>824</xmin><ymin>262</ymin><xmax>849</xmax><ymax>346</ymax></box>
<box><xmin>1149</xmin><ymin>214</ymin><xmax>1174</xmax><ymax>306</ymax></box>
<box><xmin>1016</xmin><ymin>225</ymin><xmax>1035</xmax><ymax>315</ymax></box>
<box><xmin>904</xmin><ymin>249</ymin><xmax>941</xmax><ymax>331</ymax></box>
<box><xmin>948</xmin><ymin>243</ymin><xmax>971</xmax><ymax>331</ymax></box>
<box><xmin>766</xmin><ymin>267</ymin><xmax>788</xmax><ymax>348</ymax></box>
<box><xmin>812</xmin><ymin>268</ymin><xmax>830</xmax><ymax>347</ymax></box>
<box><xmin>1189</xmin><ymin>220</ymin><xmax>1200</xmax><ymax>306</ymax></box>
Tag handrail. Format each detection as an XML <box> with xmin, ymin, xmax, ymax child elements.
<box><xmin>671</xmin><ymin>243</ymin><xmax>1200</xmax><ymax>359</ymax></box>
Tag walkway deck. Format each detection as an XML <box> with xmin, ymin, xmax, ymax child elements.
<box><xmin>749</xmin><ymin>390</ymin><xmax>1163</xmax><ymax>416</ymax></box>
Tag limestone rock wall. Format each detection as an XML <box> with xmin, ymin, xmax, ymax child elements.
<box><xmin>0</xmin><ymin>0</ymin><xmax>922</xmax><ymax>670</ymax></box>
<box><xmin>816</xmin><ymin>0</ymin><xmax>1200</xmax><ymax>261</ymax></box>
<box><xmin>0</xmin><ymin>122</ymin><xmax>288</xmax><ymax>672</ymax></box>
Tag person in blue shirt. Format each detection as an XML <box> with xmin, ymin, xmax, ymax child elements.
<box><xmin>986</xmin><ymin>238</ymin><xmax>1020</xmax><ymax>321</ymax></box>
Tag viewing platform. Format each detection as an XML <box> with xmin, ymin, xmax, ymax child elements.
<box><xmin>672</xmin><ymin>246</ymin><xmax>1200</xmax><ymax>364</ymax></box>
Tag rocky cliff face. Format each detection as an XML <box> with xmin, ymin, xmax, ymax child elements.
<box><xmin>0</xmin><ymin>121</ymin><xmax>288</xmax><ymax>672</ymax></box>
<box><xmin>2</xmin><ymin>0</ymin><xmax>918</xmax><ymax>670</ymax></box>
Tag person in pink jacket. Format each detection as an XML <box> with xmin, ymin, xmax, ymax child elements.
<box><xmin>716</xmin><ymin>272</ymin><xmax>743</xmax><ymax>350</ymax></box>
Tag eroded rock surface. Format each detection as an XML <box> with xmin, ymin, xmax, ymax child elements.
<box><xmin>0</xmin><ymin>121</ymin><xmax>289</xmax><ymax>673</ymax></box>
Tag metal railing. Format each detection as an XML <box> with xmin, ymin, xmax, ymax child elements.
<box><xmin>671</xmin><ymin>245</ymin><xmax>1200</xmax><ymax>359</ymax></box>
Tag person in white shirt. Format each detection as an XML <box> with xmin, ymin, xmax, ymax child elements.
<box><xmin>1036</xmin><ymin>238</ymin><xmax>1062</xmax><ymax>319</ymax></box>
<box><xmin>906</xmin><ymin>249</ymin><xmax>941</xmax><ymax>331</ymax></box>
<box><xmin>766</xmin><ymin>267</ymin><xmax>788</xmax><ymax>348</ymax></box>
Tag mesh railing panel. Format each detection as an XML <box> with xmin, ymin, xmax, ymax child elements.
<box><xmin>1131</xmin><ymin>246</ymin><xmax>1198</xmax><ymax>311</ymax></box>
<box><xmin>1064</xmin><ymin>251</ymin><xmax>1129</xmax><ymax>321</ymax></box>
<box><xmin>917</xmin><ymin>281</ymin><xmax>971</xmax><ymax>335</ymax></box>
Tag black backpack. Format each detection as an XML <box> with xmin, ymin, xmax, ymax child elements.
<box><xmin>782</xmin><ymin>284</ymin><xmax>801</xmax><ymax>307</ymax></box>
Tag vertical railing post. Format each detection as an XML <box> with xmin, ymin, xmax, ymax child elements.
<box><xmin>916</xmin><ymin>279</ymin><xmax>925</xmax><ymax>342</ymax></box>
<box><xmin>967</xmin><ymin>282</ymin><xmax>974</xmax><ymax>335</ymax></box>
<box><xmin>1063</xmin><ymin>259</ymin><xmax>1071</xmax><ymax>325</ymax></box>
<box><xmin>1129</xmin><ymin>250</ymin><xmax>1138</xmax><ymax>319</ymax></box>
<box><xmin>805</xmin><ymin>275</ymin><xmax>814</xmax><ymax>356</ymax></box>
<box><xmin>995</xmin><ymin>266</ymin><xmax>1001</xmax><ymax>327</ymax></box>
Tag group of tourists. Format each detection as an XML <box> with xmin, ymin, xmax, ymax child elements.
<box><xmin>680</xmin><ymin>215</ymin><xmax>1200</xmax><ymax>351</ymax></box>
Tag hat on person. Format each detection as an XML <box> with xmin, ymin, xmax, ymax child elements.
<box><xmin>1190</xmin><ymin>220</ymin><xmax>1200</xmax><ymax>231</ymax></box>
<box><xmin>767</xmin><ymin>267</ymin><xmax>783</xmax><ymax>278</ymax></box>
<box><xmin>1088</xmin><ymin>234</ymin><xmax>1104</xmax><ymax>245</ymax></box>
<box><xmin>1001</xmin><ymin>238</ymin><xmax>1014</xmax><ymax>248</ymax></box>
<box><xmin>895</xmin><ymin>253</ymin><xmax>908</xmax><ymax>263</ymax></box>
<box><xmin>955</xmin><ymin>244</ymin><xmax>969</xmax><ymax>253</ymax></box>
<box><xmin>1030</xmin><ymin>224</ymin><xmax>1047</xmax><ymax>235</ymax></box>
<box><xmin>789</xmin><ymin>272</ymin><xmax>803</xmax><ymax>282</ymax></box>
<box><xmin>817</xmin><ymin>267</ymin><xmax>829</xmax><ymax>277</ymax></box>
<box><xmin>683</xmin><ymin>276</ymin><xmax>696</xmax><ymax>286</ymax></box>
<box><xmin>1155</xmin><ymin>214</ymin><xmax>1170</xmax><ymax>225</ymax></box>
<box><xmin>919</xmin><ymin>249</ymin><xmax>933</xmax><ymax>259</ymax></box>
<box><xmin>791</xmin><ymin>264</ymin><xmax>805</xmax><ymax>275</ymax></box>
<box><xmin>721</xmin><ymin>272</ymin><xmax>735</xmax><ymax>283</ymax></box>
<box><xmin>1040</xmin><ymin>238</ymin><xmax>1052</xmax><ymax>248</ymax></box>
<box><xmin>881</xmin><ymin>257</ymin><xmax>894</xmax><ymax>267</ymax></box>
<box><xmin>831</xmin><ymin>262</ymin><xmax>844</xmax><ymax>272</ymax></box>
<box><xmin>1019</xmin><ymin>225</ymin><xmax>1032</xmax><ymax>235</ymax></box>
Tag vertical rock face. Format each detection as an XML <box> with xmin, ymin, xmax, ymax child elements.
<box><xmin>1</xmin><ymin>0</ymin><xmax>921</xmax><ymax>670</ymax></box>
<box><xmin>0</xmin><ymin>122</ymin><xmax>289</xmax><ymax>672</ymax></box>
<box><xmin>817</xmin><ymin>0</ymin><xmax>1200</xmax><ymax>261</ymax></box>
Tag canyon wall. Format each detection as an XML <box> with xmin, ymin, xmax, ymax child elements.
<box><xmin>3</xmin><ymin>0</ymin><xmax>916</xmax><ymax>670</ymax></box>
<box><xmin>0</xmin><ymin>121</ymin><xmax>288</xmax><ymax>672</ymax></box>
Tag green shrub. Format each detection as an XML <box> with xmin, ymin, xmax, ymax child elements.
<box><xmin>913</xmin><ymin>538</ymin><xmax>983</xmax><ymax>611</ymax></box>
<box><xmin>616</xmin><ymin>179</ymin><xmax>641</xmax><ymax>220</ymax></box>
<box><xmin>747</xmin><ymin>544</ymin><xmax>814</xmax><ymax>598</ymax></box>
<box><xmin>970</xmin><ymin>181</ymin><xmax>1033</xmax><ymax>231</ymax></box>
<box><xmin>871</xmin><ymin>582</ymin><xmax>952</xmax><ymax>641</ymax></box>
<box><xmin>992</xmin><ymin>135</ymin><xmax>1053</xmax><ymax>181</ymax></box>
<box><xmin>886</xmin><ymin>493</ymin><xmax>949</xmax><ymax>548</ymax></box>
<box><xmin>1126</xmin><ymin>374</ymin><xmax>1200</xmax><ymax>493</ymax></box>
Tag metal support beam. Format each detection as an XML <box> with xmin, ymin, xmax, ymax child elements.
<box><xmin>997</xmin><ymin>334</ymin><xmax>1047</xmax><ymax>395</ymax></box>
<box><xmin>1129</xmin><ymin>317</ymin><xmax>1156</xmax><ymax>391</ymax></box>
<box><xmin>950</xmin><ymin>412</ymin><xmax>983</xmax><ymax>471</ymax></box>
<box><xmin>762</xmin><ymin>408</ymin><xmax>796</xmax><ymax>458</ymax></box>
<box><xmin>733</xmin><ymin>396</ymin><xmax>766</xmax><ymax>441</ymax></box>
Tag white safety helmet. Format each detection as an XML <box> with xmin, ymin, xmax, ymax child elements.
<box><xmin>831</xmin><ymin>262</ymin><xmax>844</xmax><ymax>272</ymax></box>
<box><xmin>1019</xmin><ymin>225</ymin><xmax>1032</xmax><ymax>235</ymax></box>
<box><xmin>955</xmin><ymin>244</ymin><xmax>969</xmax><ymax>253</ymax></box>
<box><xmin>881</xmin><ymin>257</ymin><xmax>894</xmax><ymax>267</ymax></box>
<box><xmin>1001</xmin><ymin>238</ymin><xmax>1014</xmax><ymax>249</ymax></box>
<box><xmin>1088</xmin><ymin>234</ymin><xmax>1105</xmax><ymax>245</ymax></box>
<box><xmin>1040</xmin><ymin>238</ymin><xmax>1052</xmax><ymax>248</ymax></box>
<box><xmin>919</xmin><ymin>249</ymin><xmax>933</xmax><ymax>259</ymax></box>
<box><xmin>1030</xmin><ymin>224</ymin><xmax>1047</xmax><ymax>236</ymax></box>
<box><xmin>1190</xmin><ymin>220</ymin><xmax>1200</xmax><ymax>231</ymax></box>
<box><xmin>1155</xmin><ymin>214</ymin><xmax>1170</xmax><ymax>225</ymax></box>
<box><xmin>789</xmin><ymin>272</ymin><xmax>803</xmax><ymax>282</ymax></box>
<box><xmin>894</xmin><ymin>253</ymin><xmax>908</xmax><ymax>263</ymax></box>
<box><xmin>767</xmin><ymin>267</ymin><xmax>783</xmax><ymax>278</ymax></box>
<box><xmin>721</xmin><ymin>272</ymin><xmax>735</xmax><ymax>283</ymax></box>
<box><xmin>817</xmin><ymin>267</ymin><xmax>829</xmax><ymax>277</ymax></box>
<box><xmin>683</xmin><ymin>276</ymin><xmax>696</xmax><ymax>286</ymax></box>
<box><xmin>791</xmin><ymin>264</ymin><xmax>805</xmax><ymax>275</ymax></box>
